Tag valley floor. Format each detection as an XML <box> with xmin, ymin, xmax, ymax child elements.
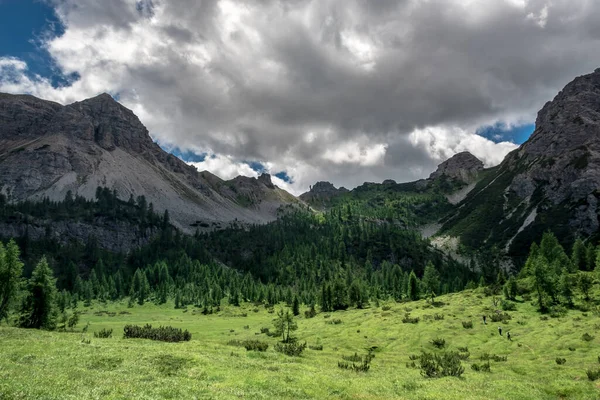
<box><xmin>1</xmin><ymin>290</ymin><xmax>599</xmax><ymax>399</ymax></box>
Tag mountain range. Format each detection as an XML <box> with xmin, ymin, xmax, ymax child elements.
<box><xmin>1</xmin><ymin>68</ymin><xmax>600</xmax><ymax>262</ymax></box>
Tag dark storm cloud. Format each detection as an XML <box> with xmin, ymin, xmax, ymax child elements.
<box><xmin>5</xmin><ymin>0</ymin><xmax>600</xmax><ymax>192</ymax></box>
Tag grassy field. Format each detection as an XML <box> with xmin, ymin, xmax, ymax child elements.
<box><xmin>1</xmin><ymin>290</ymin><xmax>600</xmax><ymax>399</ymax></box>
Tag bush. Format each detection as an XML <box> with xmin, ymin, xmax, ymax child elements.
<box><xmin>304</xmin><ymin>306</ymin><xmax>317</xmax><ymax>319</ymax></box>
<box><xmin>94</xmin><ymin>328</ymin><xmax>113</xmax><ymax>338</ymax></box>
<box><xmin>462</xmin><ymin>321</ymin><xmax>473</xmax><ymax>329</ymax></box>
<box><xmin>382</xmin><ymin>305</ymin><xmax>392</xmax><ymax>311</ymax></box>
<box><xmin>243</xmin><ymin>340</ymin><xmax>269</xmax><ymax>352</ymax></box>
<box><xmin>490</xmin><ymin>312</ymin><xmax>512</xmax><ymax>323</ymax></box>
<box><xmin>582</xmin><ymin>333</ymin><xmax>594</xmax><ymax>342</ymax></box>
<box><xmin>501</xmin><ymin>301</ymin><xmax>517</xmax><ymax>311</ymax></box>
<box><xmin>430</xmin><ymin>338</ymin><xmax>446</xmax><ymax>349</ymax></box>
<box><xmin>555</xmin><ymin>358</ymin><xmax>566</xmax><ymax>365</ymax></box>
<box><xmin>342</xmin><ymin>352</ymin><xmax>363</xmax><ymax>362</ymax></box>
<box><xmin>568</xmin><ymin>347</ymin><xmax>576</xmax><ymax>352</ymax></box>
<box><xmin>275</xmin><ymin>341</ymin><xmax>307</xmax><ymax>356</ymax></box>
<box><xmin>457</xmin><ymin>351</ymin><xmax>470</xmax><ymax>360</ymax></box>
<box><xmin>587</xmin><ymin>368</ymin><xmax>600</xmax><ymax>381</ymax></box>
<box><xmin>491</xmin><ymin>355</ymin><xmax>507</xmax><ymax>362</ymax></box>
<box><xmin>123</xmin><ymin>324</ymin><xmax>191</xmax><ymax>342</ymax></box>
<box><xmin>402</xmin><ymin>313</ymin><xmax>420</xmax><ymax>324</ymax></box>
<box><xmin>338</xmin><ymin>360</ymin><xmax>370</xmax><ymax>372</ymax></box>
<box><xmin>260</xmin><ymin>327</ymin><xmax>270</xmax><ymax>334</ymax></box>
<box><xmin>457</xmin><ymin>346</ymin><xmax>469</xmax><ymax>353</ymax></box>
<box><xmin>326</xmin><ymin>318</ymin><xmax>343</xmax><ymax>325</ymax></box>
<box><xmin>471</xmin><ymin>361</ymin><xmax>491</xmax><ymax>372</ymax></box>
<box><xmin>419</xmin><ymin>351</ymin><xmax>464</xmax><ymax>378</ymax></box>
<box><xmin>433</xmin><ymin>313</ymin><xmax>444</xmax><ymax>321</ymax></box>
<box><xmin>309</xmin><ymin>344</ymin><xmax>323</xmax><ymax>351</ymax></box>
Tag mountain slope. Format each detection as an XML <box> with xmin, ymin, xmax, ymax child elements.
<box><xmin>0</xmin><ymin>93</ymin><xmax>300</xmax><ymax>231</ymax></box>
<box><xmin>441</xmin><ymin>68</ymin><xmax>600</xmax><ymax>261</ymax></box>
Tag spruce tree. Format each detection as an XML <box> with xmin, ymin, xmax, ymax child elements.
<box><xmin>407</xmin><ymin>270</ymin><xmax>420</xmax><ymax>301</ymax></box>
<box><xmin>0</xmin><ymin>240</ymin><xmax>24</xmax><ymax>321</ymax></box>
<box><xmin>19</xmin><ymin>257</ymin><xmax>58</xmax><ymax>329</ymax></box>
<box><xmin>422</xmin><ymin>262</ymin><xmax>440</xmax><ymax>302</ymax></box>
<box><xmin>292</xmin><ymin>296</ymin><xmax>300</xmax><ymax>316</ymax></box>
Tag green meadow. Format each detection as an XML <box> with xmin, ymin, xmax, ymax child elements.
<box><xmin>1</xmin><ymin>289</ymin><xmax>599</xmax><ymax>400</ymax></box>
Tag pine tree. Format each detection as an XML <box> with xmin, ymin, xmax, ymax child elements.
<box><xmin>571</xmin><ymin>238</ymin><xmax>587</xmax><ymax>272</ymax></box>
<box><xmin>422</xmin><ymin>262</ymin><xmax>440</xmax><ymax>302</ymax></box>
<box><xmin>407</xmin><ymin>270</ymin><xmax>419</xmax><ymax>301</ymax></box>
<box><xmin>273</xmin><ymin>308</ymin><xmax>297</xmax><ymax>343</ymax></box>
<box><xmin>292</xmin><ymin>296</ymin><xmax>300</xmax><ymax>316</ymax></box>
<box><xmin>0</xmin><ymin>240</ymin><xmax>24</xmax><ymax>321</ymax></box>
<box><xmin>19</xmin><ymin>257</ymin><xmax>58</xmax><ymax>329</ymax></box>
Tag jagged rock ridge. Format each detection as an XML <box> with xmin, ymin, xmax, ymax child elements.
<box><xmin>429</xmin><ymin>151</ymin><xmax>484</xmax><ymax>184</ymax></box>
<box><xmin>299</xmin><ymin>181</ymin><xmax>349</xmax><ymax>207</ymax></box>
<box><xmin>0</xmin><ymin>92</ymin><xmax>300</xmax><ymax>233</ymax></box>
<box><xmin>441</xmin><ymin>68</ymin><xmax>600</xmax><ymax>260</ymax></box>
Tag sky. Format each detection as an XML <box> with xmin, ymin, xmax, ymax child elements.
<box><xmin>1</xmin><ymin>0</ymin><xmax>599</xmax><ymax>195</ymax></box>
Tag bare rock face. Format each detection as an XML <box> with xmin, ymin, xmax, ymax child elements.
<box><xmin>0</xmin><ymin>92</ymin><xmax>300</xmax><ymax>234</ymax></box>
<box><xmin>441</xmin><ymin>68</ymin><xmax>600</xmax><ymax>255</ymax></box>
<box><xmin>429</xmin><ymin>151</ymin><xmax>484</xmax><ymax>184</ymax></box>
<box><xmin>299</xmin><ymin>181</ymin><xmax>349</xmax><ymax>205</ymax></box>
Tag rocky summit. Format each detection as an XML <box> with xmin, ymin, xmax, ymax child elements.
<box><xmin>299</xmin><ymin>181</ymin><xmax>349</xmax><ymax>207</ymax></box>
<box><xmin>0</xmin><ymin>93</ymin><xmax>299</xmax><ymax>233</ymax></box>
<box><xmin>429</xmin><ymin>151</ymin><xmax>484</xmax><ymax>184</ymax></box>
<box><xmin>441</xmin><ymin>69</ymin><xmax>600</xmax><ymax>259</ymax></box>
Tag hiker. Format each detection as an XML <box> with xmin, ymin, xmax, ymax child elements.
<box><xmin>482</xmin><ymin>315</ymin><xmax>487</xmax><ymax>325</ymax></box>
<box><xmin>507</xmin><ymin>331</ymin><xmax>512</xmax><ymax>341</ymax></box>
<box><xmin>498</xmin><ymin>326</ymin><xmax>502</xmax><ymax>336</ymax></box>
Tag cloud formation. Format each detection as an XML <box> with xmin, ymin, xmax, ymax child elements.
<box><xmin>1</xmin><ymin>0</ymin><xmax>600</xmax><ymax>194</ymax></box>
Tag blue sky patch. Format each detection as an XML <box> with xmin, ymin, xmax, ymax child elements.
<box><xmin>245</xmin><ymin>161</ymin><xmax>267</xmax><ymax>174</ymax></box>
<box><xmin>275</xmin><ymin>171</ymin><xmax>292</xmax><ymax>183</ymax></box>
<box><xmin>167</xmin><ymin>147</ymin><xmax>207</xmax><ymax>163</ymax></box>
<box><xmin>476</xmin><ymin>123</ymin><xmax>534</xmax><ymax>145</ymax></box>
<box><xmin>0</xmin><ymin>0</ymin><xmax>68</xmax><ymax>86</ymax></box>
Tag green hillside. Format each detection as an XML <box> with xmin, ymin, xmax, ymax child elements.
<box><xmin>1</xmin><ymin>284</ymin><xmax>600</xmax><ymax>400</ymax></box>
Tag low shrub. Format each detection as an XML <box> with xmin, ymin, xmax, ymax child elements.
<box><xmin>326</xmin><ymin>318</ymin><xmax>343</xmax><ymax>325</ymax></box>
<box><xmin>338</xmin><ymin>360</ymin><xmax>370</xmax><ymax>372</ymax></box>
<box><xmin>491</xmin><ymin>355</ymin><xmax>507</xmax><ymax>362</ymax></box>
<box><xmin>408</xmin><ymin>354</ymin><xmax>419</xmax><ymax>361</ymax></box>
<box><xmin>582</xmin><ymin>333</ymin><xmax>594</xmax><ymax>342</ymax></box>
<box><xmin>309</xmin><ymin>344</ymin><xmax>323</xmax><ymax>351</ymax></box>
<box><xmin>462</xmin><ymin>321</ymin><xmax>473</xmax><ymax>329</ymax></box>
<box><xmin>419</xmin><ymin>351</ymin><xmax>464</xmax><ymax>378</ymax></box>
<box><xmin>430</xmin><ymin>338</ymin><xmax>446</xmax><ymax>349</ymax></box>
<box><xmin>501</xmin><ymin>301</ymin><xmax>517</xmax><ymax>311</ymax></box>
<box><xmin>433</xmin><ymin>313</ymin><xmax>445</xmax><ymax>321</ymax></box>
<box><xmin>402</xmin><ymin>313</ymin><xmax>420</xmax><ymax>324</ymax></box>
<box><xmin>382</xmin><ymin>305</ymin><xmax>392</xmax><ymax>311</ymax></box>
<box><xmin>587</xmin><ymin>368</ymin><xmax>600</xmax><ymax>381</ymax></box>
<box><xmin>457</xmin><ymin>351</ymin><xmax>470</xmax><ymax>360</ymax></box>
<box><xmin>123</xmin><ymin>324</ymin><xmax>191</xmax><ymax>342</ymax></box>
<box><xmin>568</xmin><ymin>347</ymin><xmax>576</xmax><ymax>352</ymax></box>
<box><xmin>304</xmin><ymin>306</ymin><xmax>317</xmax><ymax>319</ymax></box>
<box><xmin>471</xmin><ymin>361</ymin><xmax>491</xmax><ymax>372</ymax></box>
<box><xmin>555</xmin><ymin>358</ymin><xmax>566</xmax><ymax>365</ymax></box>
<box><xmin>342</xmin><ymin>353</ymin><xmax>362</xmax><ymax>362</ymax></box>
<box><xmin>275</xmin><ymin>341</ymin><xmax>307</xmax><ymax>356</ymax></box>
<box><xmin>457</xmin><ymin>346</ymin><xmax>469</xmax><ymax>353</ymax></box>
<box><xmin>490</xmin><ymin>312</ymin><xmax>512</xmax><ymax>323</ymax></box>
<box><xmin>242</xmin><ymin>340</ymin><xmax>269</xmax><ymax>352</ymax></box>
<box><xmin>94</xmin><ymin>328</ymin><xmax>113</xmax><ymax>338</ymax></box>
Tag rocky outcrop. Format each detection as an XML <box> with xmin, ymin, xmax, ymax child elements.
<box><xmin>299</xmin><ymin>181</ymin><xmax>348</xmax><ymax>206</ymax></box>
<box><xmin>0</xmin><ymin>218</ymin><xmax>156</xmax><ymax>253</ymax></box>
<box><xmin>441</xmin><ymin>68</ymin><xmax>600</xmax><ymax>257</ymax></box>
<box><xmin>429</xmin><ymin>151</ymin><xmax>484</xmax><ymax>184</ymax></box>
<box><xmin>0</xmin><ymin>92</ymin><xmax>300</xmax><ymax>233</ymax></box>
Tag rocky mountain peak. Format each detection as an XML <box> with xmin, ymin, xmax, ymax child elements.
<box><xmin>258</xmin><ymin>173</ymin><xmax>274</xmax><ymax>188</ymax></box>
<box><xmin>68</xmin><ymin>93</ymin><xmax>152</xmax><ymax>152</ymax></box>
<box><xmin>299</xmin><ymin>181</ymin><xmax>348</xmax><ymax>205</ymax></box>
<box><xmin>429</xmin><ymin>151</ymin><xmax>484</xmax><ymax>183</ymax></box>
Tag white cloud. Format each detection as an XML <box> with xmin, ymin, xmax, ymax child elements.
<box><xmin>1</xmin><ymin>0</ymin><xmax>599</xmax><ymax>194</ymax></box>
